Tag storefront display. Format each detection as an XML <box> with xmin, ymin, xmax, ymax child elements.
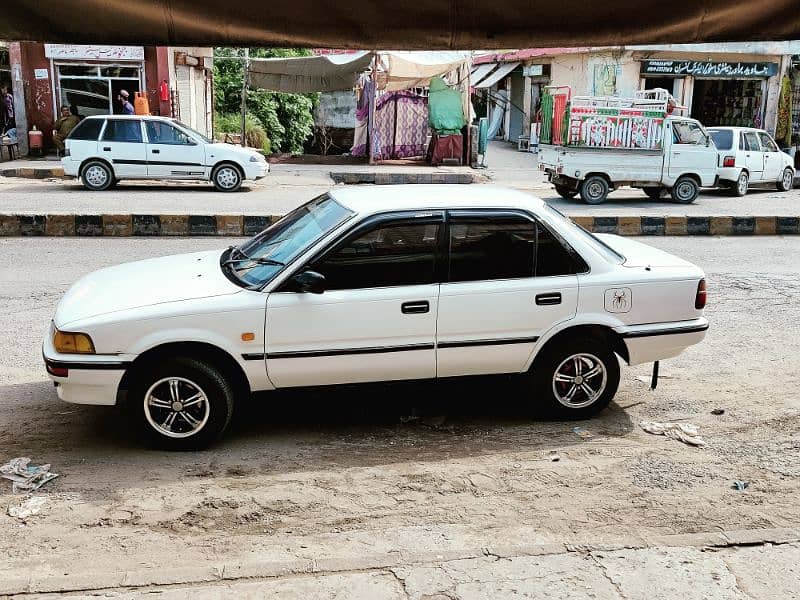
<box><xmin>691</xmin><ymin>79</ymin><xmax>764</xmax><ymax>128</ymax></box>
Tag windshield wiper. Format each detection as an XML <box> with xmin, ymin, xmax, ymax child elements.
<box><xmin>224</xmin><ymin>245</ymin><xmax>285</xmax><ymax>267</ymax></box>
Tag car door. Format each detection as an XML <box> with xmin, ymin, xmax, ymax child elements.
<box><xmin>144</xmin><ymin>121</ymin><xmax>208</xmax><ymax>179</ymax></box>
<box><xmin>265</xmin><ymin>212</ymin><xmax>443</xmax><ymax>388</ymax></box>
<box><xmin>741</xmin><ymin>131</ymin><xmax>765</xmax><ymax>181</ymax></box>
<box><xmin>757</xmin><ymin>131</ymin><xmax>783</xmax><ymax>181</ymax></box>
<box><xmin>436</xmin><ymin>211</ymin><xmax>580</xmax><ymax>378</ymax></box>
<box><xmin>667</xmin><ymin>120</ymin><xmax>717</xmax><ymax>184</ymax></box>
<box><xmin>99</xmin><ymin>119</ymin><xmax>147</xmax><ymax>178</ymax></box>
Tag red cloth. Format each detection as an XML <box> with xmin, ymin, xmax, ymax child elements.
<box><xmin>429</xmin><ymin>133</ymin><xmax>463</xmax><ymax>166</ymax></box>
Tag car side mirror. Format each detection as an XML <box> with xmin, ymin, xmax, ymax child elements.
<box><xmin>291</xmin><ymin>270</ymin><xmax>326</xmax><ymax>294</ymax></box>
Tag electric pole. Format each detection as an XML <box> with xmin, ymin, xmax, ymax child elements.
<box><xmin>240</xmin><ymin>47</ymin><xmax>249</xmax><ymax>147</ymax></box>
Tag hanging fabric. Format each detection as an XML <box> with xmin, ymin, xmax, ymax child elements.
<box><xmin>372</xmin><ymin>91</ymin><xmax>428</xmax><ymax>160</ymax></box>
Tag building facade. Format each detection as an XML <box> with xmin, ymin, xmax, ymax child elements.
<box><xmin>2</xmin><ymin>43</ymin><xmax>212</xmax><ymax>154</ymax></box>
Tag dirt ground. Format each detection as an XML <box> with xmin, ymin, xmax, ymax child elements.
<box><xmin>1</xmin><ymin>236</ymin><xmax>799</xmax><ymax>594</ymax></box>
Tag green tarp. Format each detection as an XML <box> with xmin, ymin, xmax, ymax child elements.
<box><xmin>428</xmin><ymin>77</ymin><xmax>466</xmax><ymax>135</ymax></box>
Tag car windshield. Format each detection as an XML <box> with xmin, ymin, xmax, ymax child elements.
<box><xmin>223</xmin><ymin>194</ymin><xmax>354</xmax><ymax>288</ymax></box>
<box><xmin>709</xmin><ymin>129</ymin><xmax>733</xmax><ymax>151</ymax></box>
<box><xmin>172</xmin><ymin>120</ymin><xmax>211</xmax><ymax>144</ymax></box>
<box><xmin>541</xmin><ymin>204</ymin><xmax>625</xmax><ymax>264</ymax></box>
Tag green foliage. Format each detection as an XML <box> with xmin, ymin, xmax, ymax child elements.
<box><xmin>214</xmin><ymin>112</ymin><xmax>270</xmax><ymax>154</ymax></box>
<box><xmin>213</xmin><ymin>48</ymin><xmax>319</xmax><ymax>153</ymax></box>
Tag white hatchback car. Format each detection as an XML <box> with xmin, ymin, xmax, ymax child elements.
<box><xmin>43</xmin><ymin>186</ymin><xmax>708</xmax><ymax>449</ymax></box>
<box><xmin>708</xmin><ymin>126</ymin><xmax>794</xmax><ymax>196</ymax></box>
<box><xmin>62</xmin><ymin>115</ymin><xmax>269</xmax><ymax>192</ymax></box>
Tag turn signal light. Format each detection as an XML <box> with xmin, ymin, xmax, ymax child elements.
<box><xmin>722</xmin><ymin>156</ymin><xmax>735</xmax><ymax>167</ymax></box>
<box><xmin>53</xmin><ymin>329</ymin><xmax>95</xmax><ymax>354</ymax></box>
<box><xmin>695</xmin><ymin>279</ymin><xmax>707</xmax><ymax>309</ymax></box>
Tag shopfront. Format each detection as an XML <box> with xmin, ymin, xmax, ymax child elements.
<box><xmin>640</xmin><ymin>59</ymin><xmax>779</xmax><ymax>129</ymax></box>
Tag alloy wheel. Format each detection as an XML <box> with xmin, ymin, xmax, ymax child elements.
<box><xmin>144</xmin><ymin>377</ymin><xmax>210</xmax><ymax>439</ymax></box>
<box><xmin>215</xmin><ymin>167</ymin><xmax>240</xmax><ymax>189</ymax></box>
<box><xmin>85</xmin><ymin>165</ymin><xmax>109</xmax><ymax>188</ymax></box>
<box><xmin>552</xmin><ymin>353</ymin><xmax>608</xmax><ymax>409</ymax></box>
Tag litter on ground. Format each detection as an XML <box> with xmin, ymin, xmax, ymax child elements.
<box><xmin>572</xmin><ymin>427</ymin><xmax>594</xmax><ymax>440</ymax></box>
<box><xmin>7</xmin><ymin>495</ymin><xmax>48</xmax><ymax>519</ymax></box>
<box><xmin>0</xmin><ymin>457</ymin><xmax>59</xmax><ymax>493</ymax></box>
<box><xmin>639</xmin><ymin>421</ymin><xmax>706</xmax><ymax>447</ymax></box>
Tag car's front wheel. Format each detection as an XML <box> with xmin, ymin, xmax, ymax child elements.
<box><xmin>129</xmin><ymin>357</ymin><xmax>234</xmax><ymax>450</ymax></box>
<box><xmin>81</xmin><ymin>160</ymin><xmax>114</xmax><ymax>191</ymax></box>
<box><xmin>212</xmin><ymin>164</ymin><xmax>243</xmax><ymax>192</ymax></box>
<box><xmin>777</xmin><ymin>168</ymin><xmax>794</xmax><ymax>192</ymax></box>
<box><xmin>530</xmin><ymin>337</ymin><xmax>620</xmax><ymax>419</ymax></box>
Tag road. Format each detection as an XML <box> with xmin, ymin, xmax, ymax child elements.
<box><xmin>1</xmin><ymin>236</ymin><xmax>800</xmax><ymax>598</ymax></box>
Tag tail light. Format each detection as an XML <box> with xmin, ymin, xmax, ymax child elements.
<box><xmin>722</xmin><ymin>156</ymin><xmax>735</xmax><ymax>167</ymax></box>
<box><xmin>695</xmin><ymin>279</ymin><xmax>707</xmax><ymax>309</ymax></box>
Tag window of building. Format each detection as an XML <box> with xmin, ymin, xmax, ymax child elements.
<box><xmin>56</xmin><ymin>63</ymin><xmax>141</xmax><ymax>118</ymax></box>
<box><xmin>313</xmin><ymin>221</ymin><xmax>441</xmax><ymax>290</ymax></box>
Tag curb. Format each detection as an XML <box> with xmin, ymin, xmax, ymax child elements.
<box><xmin>1</xmin><ymin>527</ymin><xmax>797</xmax><ymax>595</ymax></box>
<box><xmin>0</xmin><ymin>214</ymin><xmax>798</xmax><ymax>237</ymax></box>
<box><xmin>330</xmin><ymin>171</ymin><xmax>480</xmax><ymax>184</ymax></box>
<box><xmin>0</xmin><ymin>167</ymin><xmax>66</xmax><ymax>179</ymax></box>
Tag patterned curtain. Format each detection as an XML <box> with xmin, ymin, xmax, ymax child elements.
<box><xmin>372</xmin><ymin>91</ymin><xmax>428</xmax><ymax>160</ymax></box>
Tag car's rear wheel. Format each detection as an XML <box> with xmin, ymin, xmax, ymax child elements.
<box><xmin>777</xmin><ymin>168</ymin><xmax>794</xmax><ymax>192</ymax></box>
<box><xmin>579</xmin><ymin>175</ymin><xmax>609</xmax><ymax>204</ymax></box>
<box><xmin>730</xmin><ymin>171</ymin><xmax>748</xmax><ymax>197</ymax></box>
<box><xmin>670</xmin><ymin>176</ymin><xmax>699</xmax><ymax>204</ymax></box>
<box><xmin>554</xmin><ymin>184</ymin><xmax>578</xmax><ymax>199</ymax></box>
<box><xmin>643</xmin><ymin>186</ymin><xmax>665</xmax><ymax>200</ymax></box>
<box><xmin>129</xmin><ymin>357</ymin><xmax>234</xmax><ymax>450</ymax></box>
<box><xmin>212</xmin><ymin>164</ymin><xmax>243</xmax><ymax>192</ymax></box>
<box><xmin>530</xmin><ymin>336</ymin><xmax>619</xmax><ymax>419</ymax></box>
<box><xmin>81</xmin><ymin>160</ymin><xmax>114</xmax><ymax>191</ymax></box>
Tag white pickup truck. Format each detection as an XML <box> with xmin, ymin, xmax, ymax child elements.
<box><xmin>538</xmin><ymin>88</ymin><xmax>719</xmax><ymax>204</ymax></box>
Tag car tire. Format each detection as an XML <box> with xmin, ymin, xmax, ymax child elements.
<box><xmin>531</xmin><ymin>336</ymin><xmax>620</xmax><ymax>419</ymax></box>
<box><xmin>212</xmin><ymin>164</ymin><xmax>243</xmax><ymax>192</ymax></box>
<box><xmin>81</xmin><ymin>160</ymin><xmax>114</xmax><ymax>191</ymax></box>
<box><xmin>777</xmin><ymin>168</ymin><xmax>794</xmax><ymax>192</ymax></box>
<box><xmin>579</xmin><ymin>175</ymin><xmax>609</xmax><ymax>204</ymax></box>
<box><xmin>554</xmin><ymin>184</ymin><xmax>578</xmax><ymax>199</ymax></box>
<box><xmin>730</xmin><ymin>171</ymin><xmax>748</xmax><ymax>197</ymax></box>
<box><xmin>670</xmin><ymin>176</ymin><xmax>699</xmax><ymax>204</ymax></box>
<box><xmin>642</xmin><ymin>186</ymin><xmax>665</xmax><ymax>200</ymax></box>
<box><xmin>128</xmin><ymin>357</ymin><xmax>234</xmax><ymax>450</ymax></box>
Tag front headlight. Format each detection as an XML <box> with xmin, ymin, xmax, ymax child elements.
<box><xmin>53</xmin><ymin>329</ymin><xmax>95</xmax><ymax>354</ymax></box>
<box><xmin>249</xmin><ymin>154</ymin><xmax>265</xmax><ymax>163</ymax></box>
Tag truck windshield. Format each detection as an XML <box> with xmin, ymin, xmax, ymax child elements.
<box><xmin>223</xmin><ymin>194</ymin><xmax>354</xmax><ymax>288</ymax></box>
<box><xmin>709</xmin><ymin>129</ymin><xmax>732</xmax><ymax>150</ymax></box>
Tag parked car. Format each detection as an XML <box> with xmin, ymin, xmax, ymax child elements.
<box><xmin>43</xmin><ymin>186</ymin><xmax>708</xmax><ymax>449</ymax></box>
<box><xmin>62</xmin><ymin>115</ymin><xmax>269</xmax><ymax>192</ymax></box>
<box><xmin>707</xmin><ymin>126</ymin><xmax>795</xmax><ymax>196</ymax></box>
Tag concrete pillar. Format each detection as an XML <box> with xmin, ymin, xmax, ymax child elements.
<box><xmin>522</xmin><ymin>75</ymin><xmax>532</xmax><ymax>136</ymax></box>
<box><xmin>8</xmin><ymin>43</ymin><xmax>28</xmax><ymax>155</ymax></box>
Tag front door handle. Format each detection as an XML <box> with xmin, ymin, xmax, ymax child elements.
<box><xmin>102</xmin><ymin>146</ymin><xmax>111</xmax><ymax>151</ymax></box>
<box><xmin>401</xmin><ymin>301</ymin><xmax>429</xmax><ymax>314</ymax></box>
<box><xmin>536</xmin><ymin>292</ymin><xmax>562</xmax><ymax>306</ymax></box>
<box><xmin>152</xmin><ymin>149</ymin><xmax>160</xmax><ymax>154</ymax></box>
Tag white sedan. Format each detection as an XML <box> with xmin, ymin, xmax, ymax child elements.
<box><xmin>43</xmin><ymin>186</ymin><xmax>708</xmax><ymax>449</ymax></box>
<box><xmin>62</xmin><ymin>115</ymin><xmax>269</xmax><ymax>192</ymax></box>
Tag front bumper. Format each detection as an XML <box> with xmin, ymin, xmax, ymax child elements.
<box><xmin>615</xmin><ymin>317</ymin><xmax>709</xmax><ymax>366</ymax></box>
<box><xmin>244</xmin><ymin>161</ymin><xmax>269</xmax><ymax>180</ymax></box>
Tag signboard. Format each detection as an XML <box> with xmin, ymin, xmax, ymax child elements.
<box><xmin>522</xmin><ymin>65</ymin><xmax>543</xmax><ymax>77</ymax></box>
<box><xmin>641</xmin><ymin>60</ymin><xmax>778</xmax><ymax>78</ymax></box>
<box><xmin>34</xmin><ymin>68</ymin><xmax>48</xmax><ymax>79</ymax></box>
<box><xmin>44</xmin><ymin>44</ymin><xmax>144</xmax><ymax>61</ymax></box>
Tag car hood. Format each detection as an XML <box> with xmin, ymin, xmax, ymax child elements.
<box><xmin>594</xmin><ymin>234</ymin><xmax>699</xmax><ymax>269</ymax></box>
<box><xmin>55</xmin><ymin>250</ymin><xmax>241</xmax><ymax>328</ymax></box>
<box><xmin>206</xmin><ymin>142</ymin><xmax>264</xmax><ymax>161</ymax></box>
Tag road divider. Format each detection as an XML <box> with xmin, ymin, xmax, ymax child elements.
<box><xmin>0</xmin><ymin>214</ymin><xmax>797</xmax><ymax>237</ymax></box>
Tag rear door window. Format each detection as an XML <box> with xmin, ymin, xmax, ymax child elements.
<box><xmin>67</xmin><ymin>118</ymin><xmax>104</xmax><ymax>141</ymax></box>
<box><xmin>709</xmin><ymin>129</ymin><xmax>733</xmax><ymax>151</ymax></box>
<box><xmin>743</xmin><ymin>131</ymin><xmax>762</xmax><ymax>152</ymax></box>
<box><xmin>102</xmin><ymin>119</ymin><xmax>143</xmax><ymax>143</ymax></box>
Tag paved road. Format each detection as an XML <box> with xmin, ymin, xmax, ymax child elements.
<box><xmin>1</xmin><ymin>236</ymin><xmax>799</xmax><ymax>597</ymax></box>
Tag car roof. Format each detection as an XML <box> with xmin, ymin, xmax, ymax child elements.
<box><xmin>708</xmin><ymin>126</ymin><xmax>766</xmax><ymax>133</ymax></box>
<box><xmin>328</xmin><ymin>185</ymin><xmax>546</xmax><ymax>216</ymax></box>
<box><xmin>82</xmin><ymin>114</ymin><xmax>174</xmax><ymax>121</ymax></box>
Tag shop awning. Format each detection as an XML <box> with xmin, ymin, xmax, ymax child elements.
<box><xmin>470</xmin><ymin>63</ymin><xmax>498</xmax><ymax>87</ymax></box>
<box><xmin>474</xmin><ymin>62</ymin><xmax>520</xmax><ymax>89</ymax></box>
<box><xmin>380</xmin><ymin>51</ymin><xmax>471</xmax><ymax>91</ymax></box>
<box><xmin>248</xmin><ymin>52</ymin><xmax>373</xmax><ymax>93</ymax></box>
<box><xmin>1</xmin><ymin>1</ymin><xmax>798</xmax><ymax>48</ymax></box>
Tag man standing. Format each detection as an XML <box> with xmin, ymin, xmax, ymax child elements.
<box><xmin>0</xmin><ymin>85</ymin><xmax>14</xmax><ymax>133</ymax></box>
<box><xmin>118</xmin><ymin>90</ymin><xmax>134</xmax><ymax>115</ymax></box>
<box><xmin>52</xmin><ymin>105</ymin><xmax>80</xmax><ymax>153</ymax></box>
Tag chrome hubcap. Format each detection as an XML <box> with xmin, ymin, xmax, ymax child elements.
<box><xmin>552</xmin><ymin>353</ymin><xmax>607</xmax><ymax>409</ymax></box>
<box><xmin>738</xmin><ymin>174</ymin><xmax>748</xmax><ymax>194</ymax></box>
<box><xmin>216</xmin><ymin>167</ymin><xmax>239</xmax><ymax>189</ymax></box>
<box><xmin>783</xmin><ymin>170</ymin><xmax>793</xmax><ymax>189</ymax></box>
<box><xmin>85</xmin><ymin>165</ymin><xmax>108</xmax><ymax>187</ymax></box>
<box><xmin>677</xmin><ymin>182</ymin><xmax>693</xmax><ymax>199</ymax></box>
<box><xmin>144</xmin><ymin>377</ymin><xmax>210</xmax><ymax>438</ymax></box>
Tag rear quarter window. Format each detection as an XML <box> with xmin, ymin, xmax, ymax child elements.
<box><xmin>67</xmin><ymin>119</ymin><xmax>104</xmax><ymax>141</ymax></box>
<box><xmin>709</xmin><ymin>129</ymin><xmax>732</xmax><ymax>151</ymax></box>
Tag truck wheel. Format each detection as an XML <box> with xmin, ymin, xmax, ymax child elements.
<box><xmin>730</xmin><ymin>171</ymin><xmax>748</xmax><ymax>197</ymax></box>
<box><xmin>777</xmin><ymin>168</ymin><xmax>794</xmax><ymax>192</ymax></box>
<box><xmin>579</xmin><ymin>176</ymin><xmax>609</xmax><ymax>204</ymax></box>
<box><xmin>643</xmin><ymin>186</ymin><xmax>665</xmax><ymax>200</ymax></box>
<box><xmin>554</xmin><ymin>184</ymin><xmax>578</xmax><ymax>199</ymax></box>
<box><xmin>81</xmin><ymin>160</ymin><xmax>114</xmax><ymax>191</ymax></box>
<box><xmin>530</xmin><ymin>336</ymin><xmax>620</xmax><ymax>419</ymax></box>
<box><xmin>670</xmin><ymin>176</ymin><xmax>699</xmax><ymax>204</ymax></box>
<box><xmin>129</xmin><ymin>357</ymin><xmax>234</xmax><ymax>450</ymax></box>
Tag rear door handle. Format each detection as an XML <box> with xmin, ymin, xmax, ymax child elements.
<box><xmin>102</xmin><ymin>147</ymin><xmax>111</xmax><ymax>151</ymax></box>
<box><xmin>151</xmin><ymin>149</ymin><xmax>160</xmax><ymax>154</ymax></box>
<box><xmin>536</xmin><ymin>292</ymin><xmax>562</xmax><ymax>306</ymax></box>
<box><xmin>401</xmin><ymin>301</ymin><xmax>429</xmax><ymax>314</ymax></box>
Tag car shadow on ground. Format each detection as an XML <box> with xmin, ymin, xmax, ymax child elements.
<box><xmin>0</xmin><ymin>377</ymin><xmax>634</xmax><ymax>482</ymax></box>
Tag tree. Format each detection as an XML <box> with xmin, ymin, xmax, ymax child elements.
<box><xmin>213</xmin><ymin>48</ymin><xmax>319</xmax><ymax>154</ymax></box>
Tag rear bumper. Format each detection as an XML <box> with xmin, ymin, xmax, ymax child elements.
<box><xmin>615</xmin><ymin>318</ymin><xmax>708</xmax><ymax>366</ymax></box>
<box><xmin>717</xmin><ymin>166</ymin><xmax>742</xmax><ymax>184</ymax></box>
<box><xmin>61</xmin><ymin>157</ymin><xmax>80</xmax><ymax>177</ymax></box>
